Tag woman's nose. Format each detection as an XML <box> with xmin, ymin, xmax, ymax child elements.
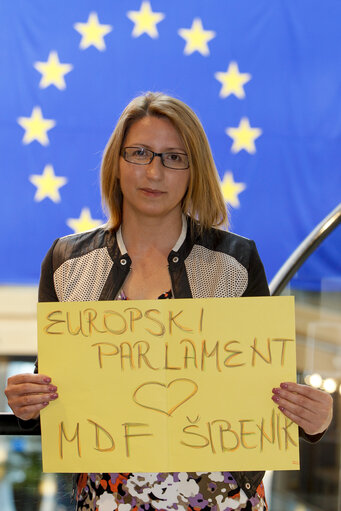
<box><xmin>146</xmin><ymin>154</ymin><xmax>164</xmax><ymax>179</ymax></box>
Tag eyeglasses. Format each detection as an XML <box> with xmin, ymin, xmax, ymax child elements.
<box><xmin>121</xmin><ymin>146</ymin><xmax>189</xmax><ymax>170</ymax></box>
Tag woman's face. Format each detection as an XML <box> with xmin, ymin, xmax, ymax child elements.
<box><xmin>119</xmin><ymin>116</ymin><xmax>190</xmax><ymax>224</ymax></box>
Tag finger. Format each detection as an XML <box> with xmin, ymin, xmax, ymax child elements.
<box><xmin>273</xmin><ymin>384</ymin><xmax>332</xmax><ymax>412</ymax></box>
<box><xmin>5</xmin><ymin>384</ymin><xmax>57</xmax><ymax>403</ymax></box>
<box><xmin>13</xmin><ymin>383</ymin><xmax>57</xmax><ymax>396</ymax></box>
<box><xmin>13</xmin><ymin>402</ymin><xmax>50</xmax><ymax>421</ymax></box>
<box><xmin>14</xmin><ymin>392</ymin><xmax>58</xmax><ymax>409</ymax></box>
<box><xmin>280</xmin><ymin>382</ymin><xmax>330</xmax><ymax>404</ymax></box>
<box><xmin>8</xmin><ymin>373</ymin><xmax>52</xmax><ymax>385</ymax></box>
<box><xmin>277</xmin><ymin>403</ymin><xmax>329</xmax><ymax>435</ymax></box>
<box><xmin>277</xmin><ymin>406</ymin><xmax>314</xmax><ymax>433</ymax></box>
<box><xmin>272</xmin><ymin>393</ymin><xmax>316</xmax><ymax>421</ymax></box>
<box><xmin>272</xmin><ymin>387</ymin><xmax>319</xmax><ymax>416</ymax></box>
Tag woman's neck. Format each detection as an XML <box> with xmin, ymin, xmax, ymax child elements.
<box><xmin>120</xmin><ymin>212</ymin><xmax>184</xmax><ymax>258</ymax></box>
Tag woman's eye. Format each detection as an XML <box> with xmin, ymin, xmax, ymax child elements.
<box><xmin>132</xmin><ymin>148</ymin><xmax>147</xmax><ymax>157</ymax></box>
<box><xmin>166</xmin><ymin>153</ymin><xmax>181</xmax><ymax>161</ymax></box>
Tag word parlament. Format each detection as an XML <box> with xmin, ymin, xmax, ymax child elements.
<box><xmin>90</xmin><ymin>338</ymin><xmax>294</xmax><ymax>372</ymax></box>
<box><xmin>38</xmin><ymin>296</ymin><xmax>299</xmax><ymax>472</ymax></box>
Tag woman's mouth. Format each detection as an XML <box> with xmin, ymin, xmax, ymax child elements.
<box><xmin>140</xmin><ymin>188</ymin><xmax>165</xmax><ymax>197</ymax></box>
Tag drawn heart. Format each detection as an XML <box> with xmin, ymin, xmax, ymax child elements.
<box><xmin>132</xmin><ymin>378</ymin><xmax>198</xmax><ymax>416</ymax></box>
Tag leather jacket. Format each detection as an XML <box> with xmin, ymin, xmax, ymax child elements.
<box><xmin>39</xmin><ymin>218</ymin><xmax>270</xmax><ymax>304</ymax></box>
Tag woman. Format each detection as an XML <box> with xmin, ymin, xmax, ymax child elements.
<box><xmin>6</xmin><ymin>92</ymin><xmax>333</xmax><ymax>511</ymax></box>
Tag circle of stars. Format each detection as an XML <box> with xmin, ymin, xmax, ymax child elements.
<box><xmin>17</xmin><ymin>1</ymin><xmax>264</xmax><ymax>232</ymax></box>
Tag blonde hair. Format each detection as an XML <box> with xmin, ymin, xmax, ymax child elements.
<box><xmin>101</xmin><ymin>92</ymin><xmax>228</xmax><ymax>231</ymax></box>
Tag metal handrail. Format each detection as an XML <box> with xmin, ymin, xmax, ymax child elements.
<box><xmin>270</xmin><ymin>203</ymin><xmax>341</xmax><ymax>296</ymax></box>
<box><xmin>1</xmin><ymin>203</ymin><xmax>340</xmax><ymax>435</ymax></box>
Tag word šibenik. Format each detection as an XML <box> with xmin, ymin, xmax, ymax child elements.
<box><xmin>58</xmin><ymin>408</ymin><xmax>298</xmax><ymax>461</ymax></box>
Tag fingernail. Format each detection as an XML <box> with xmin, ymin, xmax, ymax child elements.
<box><xmin>50</xmin><ymin>393</ymin><xmax>58</xmax><ymax>400</ymax></box>
<box><xmin>279</xmin><ymin>406</ymin><xmax>285</xmax><ymax>412</ymax></box>
<box><xmin>42</xmin><ymin>402</ymin><xmax>49</xmax><ymax>407</ymax></box>
<box><xmin>48</xmin><ymin>385</ymin><xmax>57</xmax><ymax>392</ymax></box>
<box><xmin>280</xmin><ymin>383</ymin><xmax>288</xmax><ymax>389</ymax></box>
<box><xmin>272</xmin><ymin>395</ymin><xmax>280</xmax><ymax>403</ymax></box>
<box><xmin>43</xmin><ymin>377</ymin><xmax>51</xmax><ymax>383</ymax></box>
<box><xmin>272</xmin><ymin>387</ymin><xmax>280</xmax><ymax>394</ymax></box>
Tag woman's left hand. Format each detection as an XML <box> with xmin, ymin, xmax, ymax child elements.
<box><xmin>272</xmin><ymin>382</ymin><xmax>333</xmax><ymax>436</ymax></box>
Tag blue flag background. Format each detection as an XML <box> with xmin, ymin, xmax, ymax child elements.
<box><xmin>1</xmin><ymin>0</ymin><xmax>340</xmax><ymax>289</ymax></box>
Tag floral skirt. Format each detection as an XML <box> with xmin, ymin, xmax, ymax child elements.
<box><xmin>76</xmin><ymin>472</ymin><xmax>267</xmax><ymax>511</ymax></box>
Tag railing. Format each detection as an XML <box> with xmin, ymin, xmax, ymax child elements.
<box><xmin>269</xmin><ymin>202</ymin><xmax>341</xmax><ymax>295</ymax></box>
<box><xmin>0</xmin><ymin>412</ymin><xmax>40</xmax><ymax>435</ymax></box>
<box><xmin>1</xmin><ymin>202</ymin><xmax>340</xmax><ymax>435</ymax></box>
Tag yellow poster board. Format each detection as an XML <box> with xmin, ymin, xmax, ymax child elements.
<box><xmin>38</xmin><ymin>296</ymin><xmax>299</xmax><ymax>473</ymax></box>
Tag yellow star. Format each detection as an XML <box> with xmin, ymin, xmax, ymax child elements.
<box><xmin>226</xmin><ymin>118</ymin><xmax>262</xmax><ymax>154</ymax></box>
<box><xmin>17</xmin><ymin>107</ymin><xmax>56</xmax><ymax>146</ymax></box>
<box><xmin>127</xmin><ymin>1</ymin><xmax>165</xmax><ymax>38</ymax></box>
<box><xmin>29</xmin><ymin>164</ymin><xmax>67</xmax><ymax>203</ymax></box>
<box><xmin>220</xmin><ymin>171</ymin><xmax>246</xmax><ymax>208</ymax></box>
<box><xmin>215</xmin><ymin>62</ymin><xmax>251</xmax><ymax>99</ymax></box>
<box><xmin>74</xmin><ymin>12</ymin><xmax>112</xmax><ymax>51</ymax></box>
<box><xmin>178</xmin><ymin>18</ymin><xmax>216</xmax><ymax>56</ymax></box>
<box><xmin>34</xmin><ymin>51</ymin><xmax>73</xmax><ymax>90</ymax></box>
<box><xmin>67</xmin><ymin>208</ymin><xmax>103</xmax><ymax>233</ymax></box>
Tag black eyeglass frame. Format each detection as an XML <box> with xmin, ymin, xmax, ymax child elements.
<box><xmin>121</xmin><ymin>146</ymin><xmax>189</xmax><ymax>170</ymax></box>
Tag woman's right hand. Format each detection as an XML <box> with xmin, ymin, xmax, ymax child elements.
<box><xmin>5</xmin><ymin>374</ymin><xmax>58</xmax><ymax>421</ymax></box>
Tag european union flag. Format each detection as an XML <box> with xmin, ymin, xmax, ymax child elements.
<box><xmin>1</xmin><ymin>1</ymin><xmax>340</xmax><ymax>288</ymax></box>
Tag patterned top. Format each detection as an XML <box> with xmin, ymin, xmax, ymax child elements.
<box><xmin>77</xmin><ymin>472</ymin><xmax>267</xmax><ymax>511</ymax></box>
<box><xmin>76</xmin><ymin>291</ymin><xmax>267</xmax><ymax>511</ymax></box>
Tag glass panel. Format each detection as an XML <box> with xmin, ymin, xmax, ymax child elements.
<box><xmin>0</xmin><ymin>358</ymin><xmax>74</xmax><ymax>510</ymax></box>
<box><xmin>271</xmin><ymin>225</ymin><xmax>341</xmax><ymax>511</ymax></box>
<box><xmin>0</xmin><ymin>435</ymin><xmax>73</xmax><ymax>510</ymax></box>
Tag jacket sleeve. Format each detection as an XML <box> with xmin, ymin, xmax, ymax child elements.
<box><xmin>242</xmin><ymin>241</ymin><xmax>270</xmax><ymax>297</ymax></box>
<box><xmin>38</xmin><ymin>239</ymin><xmax>59</xmax><ymax>302</ymax></box>
<box><xmin>18</xmin><ymin>240</ymin><xmax>59</xmax><ymax>433</ymax></box>
<box><xmin>34</xmin><ymin>238</ymin><xmax>59</xmax><ymax>373</ymax></box>
<box><xmin>299</xmin><ymin>427</ymin><xmax>325</xmax><ymax>443</ymax></box>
